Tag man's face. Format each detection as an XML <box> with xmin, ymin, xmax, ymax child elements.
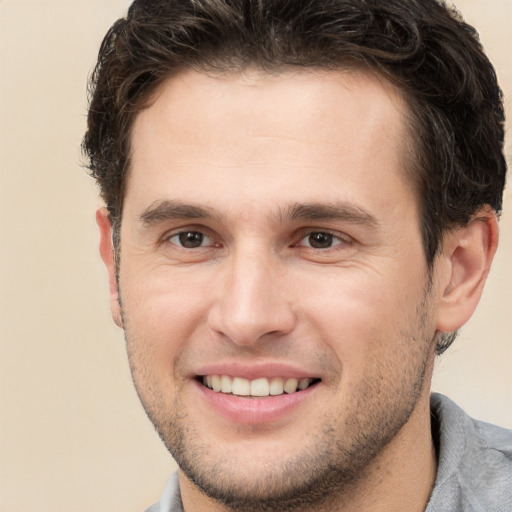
<box><xmin>114</xmin><ymin>69</ymin><xmax>441</xmax><ymax>508</ymax></box>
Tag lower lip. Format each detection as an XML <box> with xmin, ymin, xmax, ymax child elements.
<box><xmin>194</xmin><ymin>380</ymin><xmax>318</xmax><ymax>425</ymax></box>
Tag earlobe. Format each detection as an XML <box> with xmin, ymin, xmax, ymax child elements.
<box><xmin>96</xmin><ymin>208</ymin><xmax>123</xmax><ymax>328</ymax></box>
<box><xmin>436</xmin><ymin>206</ymin><xmax>499</xmax><ymax>334</ymax></box>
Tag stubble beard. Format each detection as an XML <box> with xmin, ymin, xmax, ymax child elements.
<box><xmin>123</xmin><ymin>287</ymin><xmax>436</xmax><ymax>512</ymax></box>
<box><xmin>164</xmin><ymin>369</ymin><xmax>431</xmax><ymax>512</ymax></box>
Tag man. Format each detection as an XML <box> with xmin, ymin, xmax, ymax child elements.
<box><xmin>83</xmin><ymin>0</ymin><xmax>511</xmax><ymax>510</ymax></box>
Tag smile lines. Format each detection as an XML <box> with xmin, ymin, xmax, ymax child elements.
<box><xmin>201</xmin><ymin>375</ymin><xmax>318</xmax><ymax>397</ymax></box>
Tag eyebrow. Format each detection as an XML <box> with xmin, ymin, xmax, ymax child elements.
<box><xmin>139</xmin><ymin>199</ymin><xmax>380</xmax><ymax>228</ymax></box>
<box><xmin>139</xmin><ymin>200</ymin><xmax>219</xmax><ymax>225</ymax></box>
<box><xmin>281</xmin><ymin>202</ymin><xmax>380</xmax><ymax>227</ymax></box>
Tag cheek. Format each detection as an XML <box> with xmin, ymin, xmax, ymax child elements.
<box><xmin>298</xmin><ymin>267</ymin><xmax>428</xmax><ymax>377</ymax></box>
<box><xmin>120</xmin><ymin>268</ymin><xmax>212</xmax><ymax>366</ymax></box>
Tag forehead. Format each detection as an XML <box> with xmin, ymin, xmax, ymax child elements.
<box><xmin>133</xmin><ymin>67</ymin><xmax>409</xmax><ymax>150</ymax></box>
<box><xmin>127</xmin><ymin>68</ymin><xmax>415</xmax><ymax>221</ymax></box>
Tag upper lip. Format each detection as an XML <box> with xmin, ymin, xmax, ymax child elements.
<box><xmin>194</xmin><ymin>361</ymin><xmax>320</xmax><ymax>380</ymax></box>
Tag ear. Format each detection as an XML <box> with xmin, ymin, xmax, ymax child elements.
<box><xmin>96</xmin><ymin>208</ymin><xmax>123</xmax><ymax>328</ymax></box>
<box><xmin>436</xmin><ymin>206</ymin><xmax>499</xmax><ymax>333</ymax></box>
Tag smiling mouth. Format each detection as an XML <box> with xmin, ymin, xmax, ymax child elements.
<box><xmin>199</xmin><ymin>375</ymin><xmax>321</xmax><ymax>397</ymax></box>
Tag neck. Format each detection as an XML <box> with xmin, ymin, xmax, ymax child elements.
<box><xmin>329</xmin><ymin>392</ymin><xmax>437</xmax><ymax>512</ymax></box>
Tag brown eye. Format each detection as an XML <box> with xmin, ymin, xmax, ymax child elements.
<box><xmin>307</xmin><ymin>232</ymin><xmax>336</xmax><ymax>249</ymax></box>
<box><xmin>170</xmin><ymin>231</ymin><xmax>209</xmax><ymax>248</ymax></box>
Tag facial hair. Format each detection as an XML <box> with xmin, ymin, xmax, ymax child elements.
<box><xmin>123</xmin><ymin>285</ymin><xmax>436</xmax><ymax>512</ymax></box>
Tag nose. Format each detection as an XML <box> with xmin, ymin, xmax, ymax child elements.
<box><xmin>207</xmin><ymin>246</ymin><xmax>297</xmax><ymax>346</ymax></box>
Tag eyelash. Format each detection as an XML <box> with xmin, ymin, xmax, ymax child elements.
<box><xmin>163</xmin><ymin>228</ymin><xmax>352</xmax><ymax>251</ymax></box>
<box><xmin>166</xmin><ymin>230</ymin><xmax>216</xmax><ymax>249</ymax></box>
<box><xmin>295</xmin><ymin>229</ymin><xmax>352</xmax><ymax>249</ymax></box>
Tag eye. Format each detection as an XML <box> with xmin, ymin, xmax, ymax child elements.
<box><xmin>297</xmin><ymin>231</ymin><xmax>346</xmax><ymax>249</ymax></box>
<box><xmin>168</xmin><ymin>231</ymin><xmax>213</xmax><ymax>249</ymax></box>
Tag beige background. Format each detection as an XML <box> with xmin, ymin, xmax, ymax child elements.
<box><xmin>0</xmin><ymin>1</ymin><xmax>510</xmax><ymax>511</ymax></box>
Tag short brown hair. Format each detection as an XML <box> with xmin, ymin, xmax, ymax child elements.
<box><xmin>83</xmin><ymin>0</ymin><xmax>507</xmax><ymax>350</ymax></box>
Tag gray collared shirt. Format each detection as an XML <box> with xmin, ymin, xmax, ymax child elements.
<box><xmin>146</xmin><ymin>393</ymin><xmax>512</xmax><ymax>512</ymax></box>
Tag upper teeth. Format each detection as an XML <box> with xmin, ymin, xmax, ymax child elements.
<box><xmin>202</xmin><ymin>375</ymin><xmax>313</xmax><ymax>397</ymax></box>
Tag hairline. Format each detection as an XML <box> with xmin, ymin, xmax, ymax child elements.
<box><xmin>112</xmin><ymin>62</ymin><xmax>431</xmax><ymax>259</ymax></box>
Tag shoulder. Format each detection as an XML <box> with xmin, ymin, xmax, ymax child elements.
<box><xmin>144</xmin><ymin>472</ymin><xmax>184</xmax><ymax>512</ymax></box>
<box><xmin>427</xmin><ymin>393</ymin><xmax>512</xmax><ymax>512</ymax></box>
<box><xmin>430</xmin><ymin>392</ymin><xmax>512</xmax><ymax>458</ymax></box>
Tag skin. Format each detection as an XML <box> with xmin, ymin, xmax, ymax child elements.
<box><xmin>97</xmin><ymin>68</ymin><xmax>498</xmax><ymax>512</ymax></box>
